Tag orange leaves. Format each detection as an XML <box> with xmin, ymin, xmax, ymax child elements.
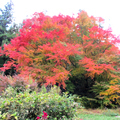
<box><xmin>75</xmin><ymin>11</ymin><xmax>93</xmax><ymax>27</ymax></box>
<box><xmin>79</xmin><ymin>58</ymin><xmax>99</xmax><ymax>78</ymax></box>
<box><xmin>79</xmin><ymin>22</ymin><xmax>120</xmax><ymax>87</ymax></box>
<box><xmin>45</xmin><ymin>67</ymin><xmax>70</xmax><ymax>88</ymax></box>
<box><xmin>40</xmin><ymin>41</ymin><xmax>81</xmax><ymax>65</ymax></box>
<box><xmin>79</xmin><ymin>57</ymin><xmax>115</xmax><ymax>79</ymax></box>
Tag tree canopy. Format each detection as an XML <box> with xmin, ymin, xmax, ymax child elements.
<box><xmin>1</xmin><ymin>11</ymin><xmax>120</xmax><ymax>107</ymax></box>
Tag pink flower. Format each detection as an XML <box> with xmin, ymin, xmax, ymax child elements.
<box><xmin>36</xmin><ymin>116</ymin><xmax>40</xmax><ymax>120</ymax></box>
<box><xmin>42</xmin><ymin>111</ymin><xmax>48</xmax><ymax>119</ymax></box>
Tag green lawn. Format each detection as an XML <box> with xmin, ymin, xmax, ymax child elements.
<box><xmin>73</xmin><ymin>108</ymin><xmax>120</xmax><ymax>120</ymax></box>
<box><xmin>75</xmin><ymin>113</ymin><xmax>120</xmax><ymax>120</ymax></box>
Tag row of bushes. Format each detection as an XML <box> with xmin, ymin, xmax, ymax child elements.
<box><xmin>0</xmin><ymin>73</ymin><xmax>119</xmax><ymax>111</ymax></box>
<box><xmin>0</xmin><ymin>84</ymin><xmax>78</xmax><ymax>120</ymax></box>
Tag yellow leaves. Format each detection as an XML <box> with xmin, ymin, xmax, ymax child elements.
<box><xmin>33</xmin><ymin>56</ymin><xmax>44</xmax><ymax>64</ymax></box>
<box><xmin>110</xmin><ymin>79</ymin><xmax>119</xmax><ymax>85</ymax></box>
<box><xmin>37</xmin><ymin>48</ymin><xmax>44</xmax><ymax>53</ymax></box>
<box><xmin>100</xmin><ymin>91</ymin><xmax>108</xmax><ymax>96</ymax></box>
<box><xmin>100</xmin><ymin>84</ymin><xmax>120</xmax><ymax>104</ymax></box>
<box><xmin>109</xmin><ymin>94</ymin><xmax>120</xmax><ymax>102</ymax></box>
<box><xmin>27</xmin><ymin>50</ymin><xmax>34</xmax><ymax>56</ymax></box>
<box><xmin>74</xmin><ymin>11</ymin><xmax>96</xmax><ymax>29</ymax></box>
<box><xmin>33</xmin><ymin>58</ymin><xmax>39</xmax><ymax>62</ymax></box>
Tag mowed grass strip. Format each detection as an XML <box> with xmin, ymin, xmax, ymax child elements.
<box><xmin>74</xmin><ymin>108</ymin><xmax>120</xmax><ymax>120</ymax></box>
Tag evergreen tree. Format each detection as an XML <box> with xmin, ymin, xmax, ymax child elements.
<box><xmin>0</xmin><ymin>1</ymin><xmax>20</xmax><ymax>74</ymax></box>
<box><xmin>0</xmin><ymin>1</ymin><xmax>19</xmax><ymax>46</ymax></box>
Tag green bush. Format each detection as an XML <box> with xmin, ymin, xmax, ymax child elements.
<box><xmin>78</xmin><ymin>95</ymin><xmax>117</xmax><ymax>109</ymax></box>
<box><xmin>79</xmin><ymin>96</ymin><xmax>101</xmax><ymax>109</ymax></box>
<box><xmin>0</xmin><ymin>85</ymin><xmax>77</xmax><ymax>120</ymax></box>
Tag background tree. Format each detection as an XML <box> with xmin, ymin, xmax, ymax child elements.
<box><xmin>65</xmin><ymin>11</ymin><xmax>120</xmax><ymax>108</ymax></box>
<box><xmin>0</xmin><ymin>0</ymin><xmax>14</xmax><ymax>46</ymax></box>
<box><xmin>0</xmin><ymin>1</ymin><xmax>20</xmax><ymax>75</ymax></box>
<box><xmin>1</xmin><ymin>12</ymin><xmax>81</xmax><ymax>87</ymax></box>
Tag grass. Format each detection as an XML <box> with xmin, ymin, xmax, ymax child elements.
<box><xmin>73</xmin><ymin>108</ymin><xmax>120</xmax><ymax>120</ymax></box>
<box><xmin>75</xmin><ymin>113</ymin><xmax>119</xmax><ymax>120</ymax></box>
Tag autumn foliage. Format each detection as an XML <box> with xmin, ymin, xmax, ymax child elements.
<box><xmin>1</xmin><ymin>11</ymin><xmax>120</xmax><ymax>106</ymax></box>
<box><xmin>1</xmin><ymin>12</ymin><xmax>81</xmax><ymax>88</ymax></box>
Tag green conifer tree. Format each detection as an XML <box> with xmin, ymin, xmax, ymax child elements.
<box><xmin>0</xmin><ymin>1</ymin><xmax>20</xmax><ymax>75</ymax></box>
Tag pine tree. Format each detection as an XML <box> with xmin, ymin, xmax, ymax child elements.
<box><xmin>0</xmin><ymin>0</ymin><xmax>20</xmax><ymax>46</ymax></box>
<box><xmin>0</xmin><ymin>1</ymin><xmax>20</xmax><ymax>74</ymax></box>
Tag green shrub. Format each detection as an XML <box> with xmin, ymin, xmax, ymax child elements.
<box><xmin>0</xmin><ymin>85</ymin><xmax>77</xmax><ymax>120</ymax></box>
<box><xmin>78</xmin><ymin>95</ymin><xmax>117</xmax><ymax>109</ymax></box>
<box><xmin>79</xmin><ymin>96</ymin><xmax>101</xmax><ymax>109</ymax></box>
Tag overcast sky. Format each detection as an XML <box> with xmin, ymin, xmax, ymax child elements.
<box><xmin>0</xmin><ymin>0</ymin><xmax>120</xmax><ymax>36</ymax></box>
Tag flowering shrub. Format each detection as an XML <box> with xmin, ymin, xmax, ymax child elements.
<box><xmin>0</xmin><ymin>85</ymin><xmax>77</xmax><ymax>119</ymax></box>
<box><xmin>36</xmin><ymin>116</ymin><xmax>41</xmax><ymax>120</ymax></box>
<box><xmin>37</xmin><ymin>111</ymin><xmax>48</xmax><ymax>120</ymax></box>
<box><xmin>42</xmin><ymin>111</ymin><xmax>48</xmax><ymax>119</ymax></box>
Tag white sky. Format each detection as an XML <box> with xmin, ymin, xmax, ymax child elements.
<box><xmin>1</xmin><ymin>0</ymin><xmax>120</xmax><ymax>36</ymax></box>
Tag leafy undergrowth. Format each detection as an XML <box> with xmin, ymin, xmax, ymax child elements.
<box><xmin>0</xmin><ymin>86</ymin><xmax>77</xmax><ymax>120</ymax></box>
<box><xmin>74</xmin><ymin>108</ymin><xmax>120</xmax><ymax>120</ymax></box>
